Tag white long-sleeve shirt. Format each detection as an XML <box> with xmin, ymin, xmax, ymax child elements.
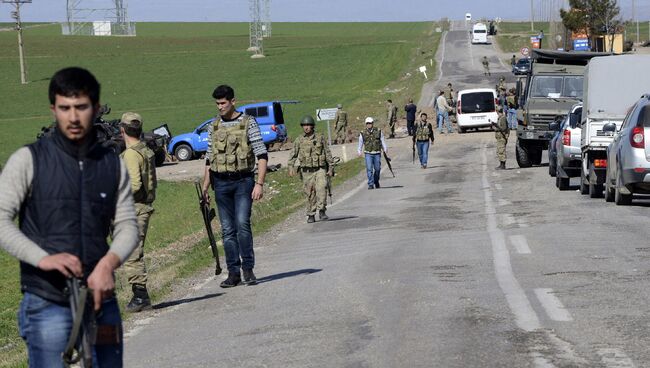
<box><xmin>436</xmin><ymin>95</ymin><xmax>451</xmax><ymax>113</ymax></box>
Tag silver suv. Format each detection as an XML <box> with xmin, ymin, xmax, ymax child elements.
<box><xmin>604</xmin><ymin>94</ymin><xmax>650</xmax><ymax>205</ymax></box>
<box><xmin>551</xmin><ymin>104</ymin><xmax>582</xmax><ymax>190</ymax></box>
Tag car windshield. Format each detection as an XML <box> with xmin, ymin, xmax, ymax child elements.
<box><xmin>474</xmin><ymin>29</ymin><xmax>486</xmax><ymax>33</ymax></box>
<box><xmin>461</xmin><ymin>92</ymin><xmax>494</xmax><ymax>114</ymax></box>
<box><xmin>517</xmin><ymin>59</ymin><xmax>530</xmax><ymax>66</ymax></box>
<box><xmin>530</xmin><ymin>76</ymin><xmax>583</xmax><ymax>98</ymax></box>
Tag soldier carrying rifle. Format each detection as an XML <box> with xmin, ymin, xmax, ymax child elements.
<box><xmin>288</xmin><ymin>115</ymin><xmax>335</xmax><ymax>223</ymax></box>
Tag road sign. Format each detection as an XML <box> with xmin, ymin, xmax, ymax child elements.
<box><xmin>520</xmin><ymin>47</ymin><xmax>530</xmax><ymax>56</ymax></box>
<box><xmin>316</xmin><ymin>108</ymin><xmax>337</xmax><ymax>121</ymax></box>
<box><xmin>530</xmin><ymin>36</ymin><xmax>540</xmax><ymax>49</ymax></box>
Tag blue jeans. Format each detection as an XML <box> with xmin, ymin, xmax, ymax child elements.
<box><xmin>507</xmin><ymin>108</ymin><xmax>517</xmax><ymax>129</ymax></box>
<box><xmin>18</xmin><ymin>292</ymin><xmax>123</xmax><ymax>368</ymax></box>
<box><xmin>437</xmin><ymin>110</ymin><xmax>451</xmax><ymax>133</ymax></box>
<box><xmin>212</xmin><ymin>175</ymin><xmax>255</xmax><ymax>274</ymax></box>
<box><xmin>364</xmin><ymin>153</ymin><xmax>381</xmax><ymax>188</ymax></box>
<box><xmin>416</xmin><ymin>140</ymin><xmax>430</xmax><ymax>166</ymax></box>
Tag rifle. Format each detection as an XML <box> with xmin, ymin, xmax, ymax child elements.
<box><xmin>62</xmin><ymin>278</ymin><xmax>95</xmax><ymax>368</ymax></box>
<box><xmin>412</xmin><ymin>141</ymin><xmax>416</xmax><ymax>164</ymax></box>
<box><xmin>382</xmin><ymin>151</ymin><xmax>395</xmax><ymax>178</ymax></box>
<box><xmin>326</xmin><ymin>157</ymin><xmax>341</xmax><ymax>204</ymax></box>
<box><xmin>195</xmin><ymin>182</ymin><xmax>223</xmax><ymax>275</ymax></box>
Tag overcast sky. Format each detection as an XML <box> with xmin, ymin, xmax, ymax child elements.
<box><xmin>0</xmin><ymin>0</ymin><xmax>646</xmax><ymax>23</ymax></box>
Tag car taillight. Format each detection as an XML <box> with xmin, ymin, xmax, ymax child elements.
<box><xmin>457</xmin><ymin>99</ymin><xmax>461</xmax><ymax>114</ymax></box>
<box><xmin>631</xmin><ymin>126</ymin><xmax>644</xmax><ymax>148</ymax></box>
<box><xmin>562</xmin><ymin>129</ymin><xmax>570</xmax><ymax>146</ymax></box>
<box><xmin>271</xmin><ymin>125</ymin><xmax>277</xmax><ymax>132</ymax></box>
<box><xmin>594</xmin><ymin>159</ymin><xmax>607</xmax><ymax>168</ymax></box>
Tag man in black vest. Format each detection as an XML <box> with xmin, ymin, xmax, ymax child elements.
<box><xmin>0</xmin><ymin>67</ymin><xmax>139</xmax><ymax>367</ymax></box>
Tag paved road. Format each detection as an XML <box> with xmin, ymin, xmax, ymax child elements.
<box><xmin>125</xmin><ymin>28</ymin><xmax>650</xmax><ymax>368</ymax></box>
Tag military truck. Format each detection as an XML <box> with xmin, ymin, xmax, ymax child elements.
<box><xmin>515</xmin><ymin>50</ymin><xmax>607</xmax><ymax>168</ymax></box>
<box><xmin>579</xmin><ymin>54</ymin><xmax>650</xmax><ymax>198</ymax></box>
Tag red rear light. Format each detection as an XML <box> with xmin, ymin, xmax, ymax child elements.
<box><xmin>562</xmin><ymin>129</ymin><xmax>570</xmax><ymax>146</ymax></box>
<box><xmin>594</xmin><ymin>159</ymin><xmax>607</xmax><ymax>168</ymax></box>
<box><xmin>630</xmin><ymin>126</ymin><xmax>644</xmax><ymax>148</ymax></box>
<box><xmin>457</xmin><ymin>99</ymin><xmax>461</xmax><ymax>115</ymax></box>
<box><xmin>271</xmin><ymin>125</ymin><xmax>277</xmax><ymax>132</ymax></box>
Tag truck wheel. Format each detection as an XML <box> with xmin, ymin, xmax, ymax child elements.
<box><xmin>579</xmin><ymin>169</ymin><xmax>589</xmax><ymax>195</ymax></box>
<box><xmin>174</xmin><ymin>144</ymin><xmax>193</xmax><ymax>161</ymax></box>
<box><xmin>558</xmin><ymin>177</ymin><xmax>570</xmax><ymax>191</ymax></box>
<box><xmin>531</xmin><ymin>148</ymin><xmax>543</xmax><ymax>166</ymax></box>
<box><xmin>516</xmin><ymin>141</ymin><xmax>532</xmax><ymax>168</ymax></box>
<box><xmin>614</xmin><ymin>170</ymin><xmax>632</xmax><ymax>205</ymax></box>
<box><xmin>604</xmin><ymin>168</ymin><xmax>615</xmax><ymax>202</ymax></box>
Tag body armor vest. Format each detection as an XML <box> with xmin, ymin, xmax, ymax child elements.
<box><xmin>361</xmin><ymin>128</ymin><xmax>382</xmax><ymax>153</ymax></box>
<box><xmin>415</xmin><ymin>123</ymin><xmax>431</xmax><ymax>141</ymax></box>
<box><xmin>124</xmin><ymin>141</ymin><xmax>157</xmax><ymax>204</ymax></box>
<box><xmin>298</xmin><ymin>133</ymin><xmax>327</xmax><ymax>168</ymax></box>
<box><xmin>210</xmin><ymin>115</ymin><xmax>255</xmax><ymax>173</ymax></box>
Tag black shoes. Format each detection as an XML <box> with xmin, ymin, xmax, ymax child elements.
<box><xmin>243</xmin><ymin>269</ymin><xmax>258</xmax><ymax>285</ymax></box>
<box><xmin>496</xmin><ymin>161</ymin><xmax>506</xmax><ymax>170</ymax></box>
<box><xmin>220</xmin><ymin>273</ymin><xmax>242</xmax><ymax>288</ymax></box>
<box><xmin>307</xmin><ymin>215</ymin><xmax>315</xmax><ymax>223</ymax></box>
<box><xmin>319</xmin><ymin>210</ymin><xmax>329</xmax><ymax>221</ymax></box>
<box><xmin>375</xmin><ymin>182</ymin><xmax>380</xmax><ymax>188</ymax></box>
<box><xmin>125</xmin><ymin>284</ymin><xmax>152</xmax><ymax>313</ymax></box>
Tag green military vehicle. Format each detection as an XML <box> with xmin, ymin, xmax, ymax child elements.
<box><xmin>515</xmin><ymin>50</ymin><xmax>607</xmax><ymax>167</ymax></box>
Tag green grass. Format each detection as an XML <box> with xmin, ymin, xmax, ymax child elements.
<box><xmin>625</xmin><ymin>21</ymin><xmax>650</xmax><ymax>43</ymax></box>
<box><xmin>0</xmin><ymin>22</ymin><xmax>440</xmax><ymax>367</ymax></box>
<box><xmin>496</xmin><ymin>22</ymin><xmax>550</xmax><ymax>53</ymax></box>
<box><xmin>0</xmin><ymin>22</ymin><xmax>435</xmax><ymax>165</ymax></box>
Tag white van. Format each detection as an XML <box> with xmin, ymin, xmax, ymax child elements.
<box><xmin>472</xmin><ymin>23</ymin><xmax>488</xmax><ymax>44</ymax></box>
<box><xmin>465</xmin><ymin>13</ymin><xmax>472</xmax><ymax>21</ymax></box>
<box><xmin>456</xmin><ymin>88</ymin><xmax>498</xmax><ymax>133</ymax></box>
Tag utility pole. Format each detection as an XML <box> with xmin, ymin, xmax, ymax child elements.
<box><xmin>632</xmin><ymin>0</ymin><xmax>639</xmax><ymax>44</ymax></box>
<box><xmin>2</xmin><ymin>0</ymin><xmax>31</xmax><ymax>84</ymax></box>
<box><xmin>530</xmin><ymin>0</ymin><xmax>535</xmax><ymax>31</ymax></box>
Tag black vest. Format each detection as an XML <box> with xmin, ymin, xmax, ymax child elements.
<box><xmin>19</xmin><ymin>134</ymin><xmax>120</xmax><ymax>304</ymax></box>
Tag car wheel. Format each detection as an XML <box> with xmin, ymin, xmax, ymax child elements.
<box><xmin>604</xmin><ymin>168</ymin><xmax>615</xmax><ymax>202</ymax></box>
<box><xmin>614</xmin><ymin>169</ymin><xmax>632</xmax><ymax>205</ymax></box>
<box><xmin>579</xmin><ymin>169</ymin><xmax>589</xmax><ymax>195</ymax></box>
<box><xmin>516</xmin><ymin>141</ymin><xmax>532</xmax><ymax>168</ymax></box>
<box><xmin>174</xmin><ymin>144</ymin><xmax>193</xmax><ymax>161</ymax></box>
<box><xmin>458</xmin><ymin>127</ymin><xmax>465</xmax><ymax>134</ymax></box>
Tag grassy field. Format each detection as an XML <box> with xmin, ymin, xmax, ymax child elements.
<box><xmin>495</xmin><ymin>22</ymin><xmax>551</xmax><ymax>53</ymax></box>
<box><xmin>0</xmin><ymin>22</ymin><xmax>440</xmax><ymax>367</ymax></box>
<box><xmin>0</xmin><ymin>22</ymin><xmax>437</xmax><ymax>165</ymax></box>
<box><xmin>625</xmin><ymin>21</ymin><xmax>650</xmax><ymax>44</ymax></box>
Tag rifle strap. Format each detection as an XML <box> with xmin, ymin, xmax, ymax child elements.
<box><xmin>62</xmin><ymin>286</ymin><xmax>88</xmax><ymax>366</ymax></box>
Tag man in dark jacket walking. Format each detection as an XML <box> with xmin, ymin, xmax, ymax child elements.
<box><xmin>404</xmin><ymin>99</ymin><xmax>417</xmax><ymax>136</ymax></box>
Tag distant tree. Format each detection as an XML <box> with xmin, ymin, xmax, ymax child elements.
<box><xmin>561</xmin><ymin>0</ymin><xmax>622</xmax><ymax>51</ymax></box>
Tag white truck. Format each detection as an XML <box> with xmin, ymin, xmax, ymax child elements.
<box><xmin>580</xmin><ymin>54</ymin><xmax>650</xmax><ymax>198</ymax></box>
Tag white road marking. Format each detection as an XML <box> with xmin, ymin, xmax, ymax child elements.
<box><xmin>495</xmin><ymin>183</ymin><xmax>503</xmax><ymax>190</ymax></box>
<box><xmin>534</xmin><ymin>288</ymin><xmax>573</xmax><ymax>322</ymax></box>
<box><xmin>482</xmin><ymin>144</ymin><xmax>540</xmax><ymax>332</ymax></box>
<box><xmin>596</xmin><ymin>348</ymin><xmax>636</xmax><ymax>368</ymax></box>
<box><xmin>509</xmin><ymin>235</ymin><xmax>531</xmax><ymax>254</ymax></box>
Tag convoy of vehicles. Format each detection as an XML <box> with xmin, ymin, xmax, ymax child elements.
<box><xmin>455</xmin><ymin>88</ymin><xmax>498</xmax><ymax>133</ymax></box>
<box><xmin>167</xmin><ymin>101</ymin><xmax>292</xmax><ymax>161</ymax></box>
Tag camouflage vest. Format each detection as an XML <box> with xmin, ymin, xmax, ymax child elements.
<box><xmin>336</xmin><ymin>111</ymin><xmax>348</xmax><ymax>126</ymax></box>
<box><xmin>361</xmin><ymin>128</ymin><xmax>382</xmax><ymax>153</ymax></box>
<box><xmin>209</xmin><ymin>115</ymin><xmax>255</xmax><ymax>173</ymax></box>
<box><xmin>415</xmin><ymin>123</ymin><xmax>431</xmax><ymax>141</ymax></box>
<box><xmin>124</xmin><ymin>141</ymin><xmax>157</xmax><ymax>204</ymax></box>
<box><xmin>297</xmin><ymin>133</ymin><xmax>328</xmax><ymax>169</ymax></box>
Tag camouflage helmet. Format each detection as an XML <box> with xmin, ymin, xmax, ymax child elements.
<box><xmin>300</xmin><ymin>115</ymin><xmax>316</xmax><ymax>126</ymax></box>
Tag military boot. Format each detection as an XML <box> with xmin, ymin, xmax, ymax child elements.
<box><xmin>307</xmin><ymin>215</ymin><xmax>316</xmax><ymax>223</ymax></box>
<box><xmin>496</xmin><ymin>161</ymin><xmax>506</xmax><ymax>170</ymax></box>
<box><xmin>319</xmin><ymin>210</ymin><xmax>329</xmax><ymax>221</ymax></box>
<box><xmin>125</xmin><ymin>284</ymin><xmax>152</xmax><ymax>313</ymax></box>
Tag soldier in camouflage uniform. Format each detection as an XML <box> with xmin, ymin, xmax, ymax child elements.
<box><xmin>333</xmin><ymin>104</ymin><xmax>348</xmax><ymax>144</ymax></box>
<box><xmin>119</xmin><ymin>112</ymin><xmax>157</xmax><ymax>312</ymax></box>
<box><xmin>491</xmin><ymin>106</ymin><xmax>509</xmax><ymax>170</ymax></box>
<box><xmin>386</xmin><ymin>99</ymin><xmax>398</xmax><ymax>138</ymax></box>
<box><xmin>444</xmin><ymin>83</ymin><xmax>456</xmax><ymax>124</ymax></box>
<box><xmin>288</xmin><ymin>116</ymin><xmax>334</xmax><ymax>223</ymax></box>
<box><xmin>482</xmin><ymin>56</ymin><xmax>491</xmax><ymax>76</ymax></box>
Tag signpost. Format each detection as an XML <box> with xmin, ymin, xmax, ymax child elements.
<box><xmin>316</xmin><ymin>107</ymin><xmax>338</xmax><ymax>146</ymax></box>
<box><xmin>520</xmin><ymin>47</ymin><xmax>530</xmax><ymax>56</ymax></box>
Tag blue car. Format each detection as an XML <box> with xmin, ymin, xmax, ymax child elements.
<box><xmin>169</xmin><ymin>101</ymin><xmax>293</xmax><ymax>161</ymax></box>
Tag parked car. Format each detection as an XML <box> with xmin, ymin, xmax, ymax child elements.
<box><xmin>456</xmin><ymin>88</ymin><xmax>498</xmax><ymax>133</ymax></box>
<box><xmin>168</xmin><ymin>101</ymin><xmax>293</xmax><ymax>161</ymax></box>
<box><xmin>604</xmin><ymin>94</ymin><xmax>650</xmax><ymax>205</ymax></box>
<box><xmin>465</xmin><ymin>13</ymin><xmax>472</xmax><ymax>21</ymax></box>
<box><xmin>549</xmin><ymin>104</ymin><xmax>583</xmax><ymax>190</ymax></box>
<box><xmin>512</xmin><ymin>58</ymin><xmax>531</xmax><ymax>75</ymax></box>
<box><xmin>471</xmin><ymin>23</ymin><xmax>488</xmax><ymax>44</ymax></box>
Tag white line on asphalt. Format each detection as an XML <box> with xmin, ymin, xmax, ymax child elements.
<box><xmin>481</xmin><ymin>144</ymin><xmax>540</xmax><ymax>332</ymax></box>
<box><xmin>596</xmin><ymin>348</ymin><xmax>637</xmax><ymax>368</ymax></box>
<box><xmin>509</xmin><ymin>235</ymin><xmax>531</xmax><ymax>254</ymax></box>
<box><xmin>534</xmin><ymin>288</ymin><xmax>573</xmax><ymax>322</ymax></box>
<box><xmin>495</xmin><ymin>183</ymin><xmax>503</xmax><ymax>190</ymax></box>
